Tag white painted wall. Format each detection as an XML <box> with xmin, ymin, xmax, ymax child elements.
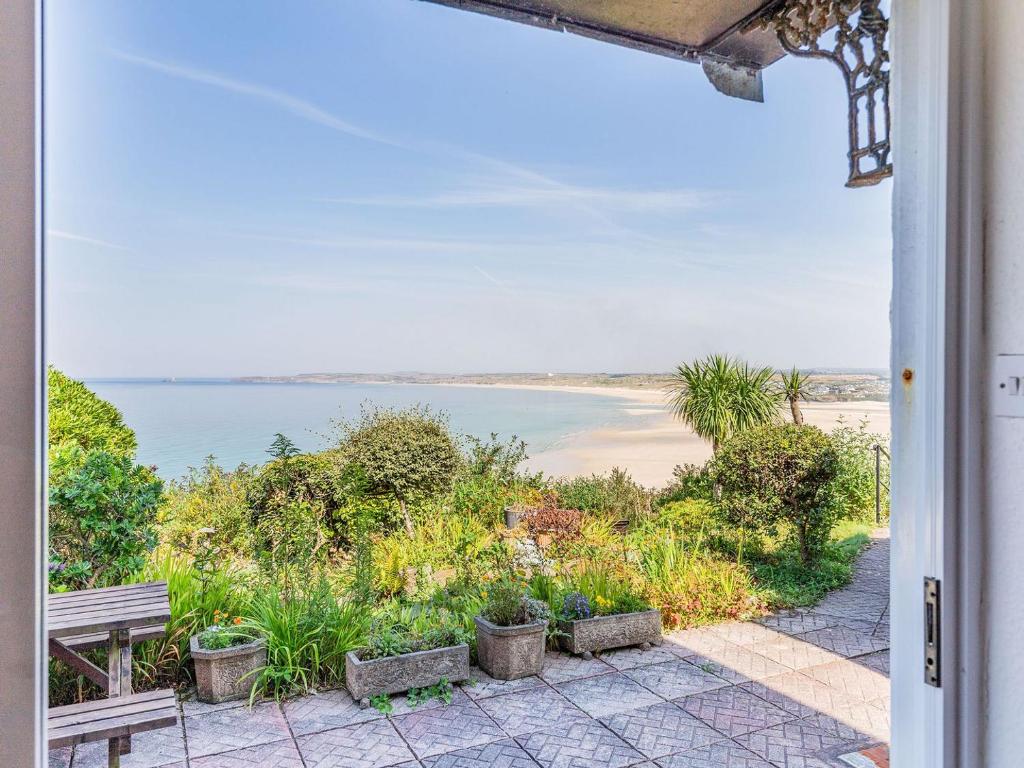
<box><xmin>982</xmin><ymin>0</ymin><xmax>1024</xmax><ymax>762</ymax></box>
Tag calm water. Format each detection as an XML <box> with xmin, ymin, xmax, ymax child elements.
<box><xmin>88</xmin><ymin>380</ymin><xmax>647</xmax><ymax>481</ymax></box>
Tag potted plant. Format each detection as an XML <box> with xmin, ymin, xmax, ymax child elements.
<box><xmin>190</xmin><ymin>611</ymin><xmax>266</xmax><ymax>703</ymax></box>
<box><xmin>474</xmin><ymin>580</ymin><xmax>550</xmax><ymax>680</ymax></box>
<box><xmin>557</xmin><ymin>590</ymin><xmax>662</xmax><ymax>659</ymax></box>
<box><xmin>345</xmin><ymin>619</ymin><xmax>471</xmax><ymax>706</ymax></box>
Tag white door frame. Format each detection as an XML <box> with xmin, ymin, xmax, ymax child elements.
<box><xmin>889</xmin><ymin>1</ymin><xmax>983</xmax><ymax>766</ymax></box>
<box><xmin>0</xmin><ymin>1</ymin><xmax>986</xmax><ymax>765</ymax></box>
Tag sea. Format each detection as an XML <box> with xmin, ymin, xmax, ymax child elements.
<box><xmin>87</xmin><ymin>379</ymin><xmax>652</xmax><ymax>482</ymax></box>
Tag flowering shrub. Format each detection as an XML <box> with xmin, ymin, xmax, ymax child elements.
<box><xmin>560</xmin><ymin>592</ymin><xmax>591</xmax><ymax>620</ymax></box>
<box><xmin>521</xmin><ymin>504</ymin><xmax>583</xmax><ymax>541</ymax></box>
<box><xmin>198</xmin><ymin>611</ymin><xmax>251</xmax><ymax>650</ymax></box>
<box><xmin>481</xmin><ymin>579</ymin><xmax>552</xmax><ymax>627</ymax></box>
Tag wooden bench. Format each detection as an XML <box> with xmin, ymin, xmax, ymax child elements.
<box><xmin>60</xmin><ymin>624</ymin><xmax>166</xmax><ymax>652</ymax></box>
<box><xmin>49</xmin><ymin>689</ymin><xmax>179</xmax><ymax>767</ymax></box>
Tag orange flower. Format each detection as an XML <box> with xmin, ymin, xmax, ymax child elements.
<box><xmin>233</xmin><ymin>617</ymin><xmax>242</xmax><ymax>625</ymax></box>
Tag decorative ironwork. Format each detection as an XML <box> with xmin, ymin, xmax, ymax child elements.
<box><xmin>754</xmin><ymin>0</ymin><xmax>891</xmax><ymax>187</ymax></box>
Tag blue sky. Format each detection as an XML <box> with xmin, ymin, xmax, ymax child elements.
<box><xmin>45</xmin><ymin>0</ymin><xmax>892</xmax><ymax>378</ymax></box>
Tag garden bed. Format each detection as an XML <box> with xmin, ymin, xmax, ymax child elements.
<box><xmin>558</xmin><ymin>609</ymin><xmax>662</xmax><ymax>656</ymax></box>
<box><xmin>345</xmin><ymin>644</ymin><xmax>470</xmax><ymax>702</ymax></box>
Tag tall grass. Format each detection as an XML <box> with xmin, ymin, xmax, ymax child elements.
<box><xmin>243</xmin><ymin>580</ymin><xmax>370</xmax><ymax>700</ymax></box>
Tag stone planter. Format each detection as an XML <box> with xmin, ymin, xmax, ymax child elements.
<box><xmin>558</xmin><ymin>609</ymin><xmax>662</xmax><ymax>658</ymax></box>
<box><xmin>474</xmin><ymin>616</ymin><xmax>546</xmax><ymax>680</ymax></box>
<box><xmin>503</xmin><ymin>506</ymin><xmax>526</xmax><ymax>529</ymax></box>
<box><xmin>190</xmin><ymin>635</ymin><xmax>266</xmax><ymax>704</ymax></box>
<box><xmin>345</xmin><ymin>644</ymin><xmax>470</xmax><ymax>703</ymax></box>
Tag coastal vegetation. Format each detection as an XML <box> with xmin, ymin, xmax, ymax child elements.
<box><xmin>46</xmin><ymin>364</ymin><xmax>889</xmax><ymax>707</ymax></box>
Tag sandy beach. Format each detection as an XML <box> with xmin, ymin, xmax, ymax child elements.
<box><xmin>513</xmin><ymin>386</ymin><xmax>891</xmax><ymax>487</ymax></box>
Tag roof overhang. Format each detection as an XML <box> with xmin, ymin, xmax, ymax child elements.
<box><xmin>418</xmin><ymin>0</ymin><xmax>892</xmax><ymax>188</ymax></box>
<box><xmin>420</xmin><ymin>0</ymin><xmax>789</xmax><ymax>102</ymax></box>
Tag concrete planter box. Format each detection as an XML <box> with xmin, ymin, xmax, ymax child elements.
<box><xmin>474</xmin><ymin>616</ymin><xmax>546</xmax><ymax>680</ymax></box>
<box><xmin>345</xmin><ymin>644</ymin><xmax>470</xmax><ymax>703</ymax></box>
<box><xmin>503</xmin><ymin>506</ymin><xmax>526</xmax><ymax>529</ymax></box>
<box><xmin>190</xmin><ymin>635</ymin><xmax>266</xmax><ymax>704</ymax></box>
<box><xmin>558</xmin><ymin>609</ymin><xmax>662</xmax><ymax>657</ymax></box>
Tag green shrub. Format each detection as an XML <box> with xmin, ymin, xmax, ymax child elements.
<box><xmin>481</xmin><ymin>579</ymin><xmax>551</xmax><ymax>627</ymax></box>
<box><xmin>243</xmin><ymin>580</ymin><xmax>370</xmax><ymax>699</ymax></box>
<box><xmin>362</xmin><ymin>600</ymin><xmax>474</xmax><ymax>660</ymax></box>
<box><xmin>566</xmin><ymin>563</ymin><xmax>649</xmax><ymax>617</ymax></box>
<box><xmin>829</xmin><ymin>420</ymin><xmax>889</xmax><ymax>522</ymax></box>
<box><xmin>464</xmin><ymin>432</ymin><xmax>540</xmax><ymax>486</ymax></box>
<box><xmin>552</xmin><ymin>468</ymin><xmax>652</xmax><ymax>524</ymax></box>
<box><xmin>198</xmin><ymin>622</ymin><xmax>252</xmax><ymax>650</ymax></box>
<box><xmin>654</xmin><ymin>463</ymin><xmax>716</xmax><ymax>507</ymax></box>
<box><xmin>48</xmin><ymin>367</ymin><xmax>137</xmax><ymax>463</ymax></box>
<box><xmin>48</xmin><ymin>449</ymin><xmax>163</xmax><ymax>590</ymax></box>
<box><xmin>336</xmin><ymin>404</ymin><xmax>464</xmax><ymax>538</ymax></box>
<box><xmin>159</xmin><ymin>459</ymin><xmax>257</xmax><ymax>559</ymax></box>
<box><xmin>712</xmin><ymin>424</ymin><xmax>840</xmax><ymax>564</ymax></box>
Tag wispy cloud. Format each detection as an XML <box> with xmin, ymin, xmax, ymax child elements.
<box><xmin>320</xmin><ymin>184</ymin><xmax>709</xmax><ymax>213</ymax></box>
<box><xmin>47</xmin><ymin>229</ymin><xmax>129</xmax><ymax>251</ymax></box>
<box><xmin>110</xmin><ymin>50</ymin><xmax>405</xmax><ymax>148</ymax></box>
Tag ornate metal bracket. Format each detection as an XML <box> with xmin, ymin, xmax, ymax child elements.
<box><xmin>754</xmin><ymin>0</ymin><xmax>891</xmax><ymax>188</ymax></box>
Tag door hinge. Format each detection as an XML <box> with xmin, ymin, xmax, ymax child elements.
<box><xmin>924</xmin><ymin>577</ymin><xmax>941</xmax><ymax>687</ymax></box>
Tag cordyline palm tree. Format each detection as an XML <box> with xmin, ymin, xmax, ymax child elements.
<box><xmin>666</xmin><ymin>354</ymin><xmax>780</xmax><ymax>452</ymax></box>
<box><xmin>780</xmin><ymin>366</ymin><xmax>809</xmax><ymax>426</ymax></box>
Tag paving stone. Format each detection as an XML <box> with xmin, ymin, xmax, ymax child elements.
<box><xmin>48</xmin><ymin>748</ymin><xmax>72</xmax><ymax>768</ymax></box>
<box><xmin>185</xmin><ymin>702</ymin><xmax>292</xmax><ymax>758</ymax></box>
<box><xmin>684</xmin><ymin>645</ymin><xmax>789</xmax><ymax>684</ymax></box>
<box><xmin>739</xmin><ymin>672</ymin><xmax>867</xmax><ymax>720</ymax></box>
<box><xmin>756</xmin><ymin>611</ymin><xmax>840</xmax><ymax>636</ymax></box>
<box><xmin>188</xmin><ymin>740</ymin><xmax>305</xmax><ymax>767</ymax></box>
<box><xmin>391</xmin><ymin>703</ymin><xmax>505</xmax><ymax>758</ymax></box>
<box><xmin>678</xmin><ymin>685</ymin><xmax>796</xmax><ymax>737</ymax></box>
<box><xmin>298</xmin><ymin>719</ymin><xmax>415</xmax><ymax>768</ymax></box>
<box><xmin>662</xmin><ymin>627</ymin><xmax>738</xmax><ymax>659</ymax></box>
<box><xmin>599</xmin><ymin>701</ymin><xmax>720</xmax><ymax>759</ymax></box>
<box><xmin>420</xmin><ymin>737</ymin><xmax>538</xmax><ymax>768</ymax></box>
<box><xmin>72</xmin><ymin>724</ymin><xmax>187</xmax><ymax>768</ymax></box>
<box><xmin>792</xmin><ymin>627</ymin><xmax>889</xmax><ymax>659</ymax></box>
<box><xmin>747</xmin><ymin>634</ymin><xmax>844</xmax><ymax>671</ymax></box>
<box><xmin>460</xmin><ymin>667</ymin><xmax>546</xmax><ymax>700</ymax></box>
<box><xmin>707</xmin><ymin>622</ymin><xmax>782</xmax><ymax>648</ymax></box>
<box><xmin>600</xmin><ymin>644</ymin><xmax>682</xmax><ymax>670</ymax></box>
<box><xmin>284</xmin><ymin>688</ymin><xmax>384</xmax><ymax>735</ymax></box>
<box><xmin>556</xmin><ymin>672</ymin><xmax>663</xmax><ymax>718</ymax></box>
<box><xmin>872</xmin><ymin>622</ymin><xmax>890</xmax><ymax>644</ymax></box>
<box><xmin>656</xmin><ymin>741</ymin><xmax>773</xmax><ymax>768</ymax></box>
<box><xmin>735</xmin><ymin>717</ymin><xmax>860</xmax><ymax>767</ymax></box>
<box><xmin>799</xmin><ymin>660</ymin><xmax>890</xmax><ymax>703</ymax></box>
<box><xmin>181</xmin><ymin>695</ymin><xmax>251</xmax><ymax>716</ymax></box>
<box><xmin>476</xmin><ymin>684</ymin><xmax>587</xmax><ymax>736</ymax></box>
<box><xmin>805</xmin><ymin>702</ymin><xmax>890</xmax><ymax>742</ymax></box>
<box><xmin>387</xmin><ymin>686</ymin><xmax>470</xmax><ymax>717</ymax></box>
<box><xmin>855</xmin><ymin>651</ymin><xmax>890</xmax><ymax>677</ymax></box>
<box><xmin>538</xmin><ymin>651</ymin><xmax>613</xmax><ymax>684</ymax></box>
<box><xmin>812</xmin><ymin>590</ymin><xmax>889</xmax><ymax>624</ymax></box>
<box><xmin>515</xmin><ymin>719</ymin><xmax>644</xmax><ymax>768</ymax></box>
<box><xmin>624</xmin><ymin>660</ymin><xmax>728</xmax><ymax>701</ymax></box>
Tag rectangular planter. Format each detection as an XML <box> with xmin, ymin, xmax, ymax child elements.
<box><xmin>474</xmin><ymin>616</ymin><xmax>546</xmax><ymax>680</ymax></box>
<box><xmin>345</xmin><ymin>644</ymin><xmax>470</xmax><ymax>702</ymax></box>
<box><xmin>557</xmin><ymin>609</ymin><xmax>662</xmax><ymax>656</ymax></box>
<box><xmin>190</xmin><ymin>635</ymin><xmax>266</xmax><ymax>704</ymax></box>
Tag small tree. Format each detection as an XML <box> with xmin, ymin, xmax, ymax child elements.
<box><xmin>336</xmin><ymin>404</ymin><xmax>463</xmax><ymax>538</ymax></box>
<box><xmin>780</xmin><ymin>367</ymin><xmax>809</xmax><ymax>426</ymax></box>
<box><xmin>711</xmin><ymin>423</ymin><xmax>840</xmax><ymax>564</ymax></box>
<box><xmin>48</xmin><ymin>367</ymin><xmax>137</xmax><ymax>470</ymax></box>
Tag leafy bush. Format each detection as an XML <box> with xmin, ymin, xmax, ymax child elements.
<box><xmin>159</xmin><ymin>459</ymin><xmax>257</xmax><ymax>560</ymax></box>
<box><xmin>481</xmin><ymin>579</ymin><xmax>551</xmax><ymax>627</ymax></box>
<box><xmin>552</xmin><ymin>468</ymin><xmax>652</xmax><ymax>524</ymax></box>
<box><xmin>198</xmin><ymin>619</ymin><xmax>251</xmax><ymax>650</ymax></box>
<box><xmin>829</xmin><ymin>420</ymin><xmax>889</xmax><ymax>522</ymax></box>
<box><xmin>49</xmin><ymin>449</ymin><xmax>164</xmax><ymax>590</ymax></box>
<box><xmin>464</xmin><ymin>432</ymin><xmax>537</xmax><ymax>486</ymax></box>
<box><xmin>711</xmin><ymin>424</ymin><xmax>840</xmax><ymax>564</ymax></box>
<box><xmin>48</xmin><ymin>367</ymin><xmax>137</xmax><ymax>462</ymax></box>
<box><xmin>361</xmin><ymin>602</ymin><xmax>474</xmax><ymax>660</ymax></box>
<box><xmin>336</xmin><ymin>404</ymin><xmax>464</xmax><ymax>537</ymax></box>
<box><xmin>244</xmin><ymin>580</ymin><xmax>370</xmax><ymax>699</ymax></box>
<box><xmin>447</xmin><ymin>474</ymin><xmax>542</xmax><ymax>529</ymax></box>
<box><xmin>567</xmin><ymin>564</ymin><xmax>649</xmax><ymax>617</ymax></box>
<box><xmin>654</xmin><ymin>463</ymin><xmax>716</xmax><ymax>507</ymax></box>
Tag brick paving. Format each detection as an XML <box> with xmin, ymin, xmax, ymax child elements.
<box><xmin>50</xmin><ymin>536</ymin><xmax>890</xmax><ymax>768</ymax></box>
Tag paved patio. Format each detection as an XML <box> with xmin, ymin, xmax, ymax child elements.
<box><xmin>49</xmin><ymin>536</ymin><xmax>890</xmax><ymax>768</ymax></box>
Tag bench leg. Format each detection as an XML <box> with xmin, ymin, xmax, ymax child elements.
<box><xmin>107</xmin><ymin>629</ymin><xmax>133</xmax><ymax>762</ymax></box>
<box><xmin>107</xmin><ymin>737</ymin><xmax>120</xmax><ymax>768</ymax></box>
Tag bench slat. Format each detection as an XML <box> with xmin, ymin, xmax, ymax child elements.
<box><xmin>60</xmin><ymin>624</ymin><xmax>166</xmax><ymax>652</ymax></box>
<box><xmin>48</xmin><ymin>690</ymin><xmax>178</xmax><ymax>750</ymax></box>
<box><xmin>49</xmin><ymin>583</ymin><xmax>166</xmax><ymax>607</ymax></box>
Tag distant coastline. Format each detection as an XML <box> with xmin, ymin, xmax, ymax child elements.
<box><xmin>231</xmin><ymin>370</ymin><xmax>891</xmax><ymax>403</ymax></box>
